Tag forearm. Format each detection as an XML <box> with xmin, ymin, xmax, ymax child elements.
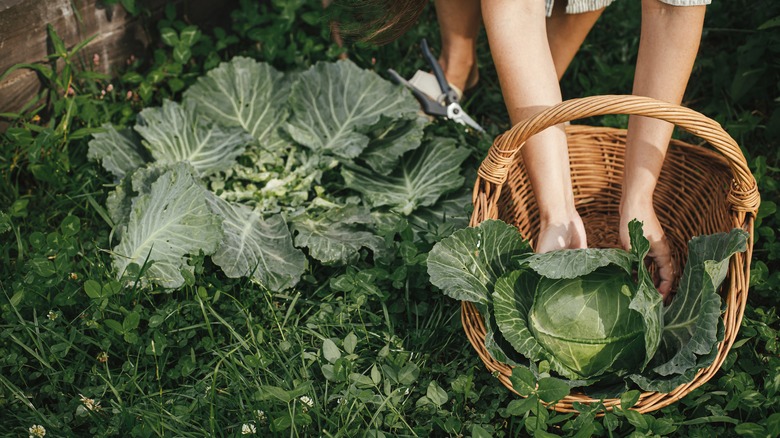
<box><xmin>482</xmin><ymin>0</ymin><xmax>581</xmax><ymax>241</ymax></box>
<box><xmin>622</xmin><ymin>0</ymin><xmax>706</xmax><ymax>208</ymax></box>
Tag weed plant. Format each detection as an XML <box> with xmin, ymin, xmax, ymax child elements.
<box><xmin>1</xmin><ymin>0</ymin><xmax>778</xmax><ymax>436</ymax></box>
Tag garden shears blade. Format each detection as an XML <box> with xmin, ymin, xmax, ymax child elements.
<box><xmin>387</xmin><ymin>39</ymin><xmax>485</xmax><ymax>133</ymax></box>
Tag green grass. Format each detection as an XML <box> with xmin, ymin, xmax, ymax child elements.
<box><xmin>1</xmin><ymin>0</ymin><xmax>779</xmax><ymax>436</ymax></box>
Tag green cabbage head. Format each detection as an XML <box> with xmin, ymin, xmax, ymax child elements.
<box><xmin>427</xmin><ymin>219</ymin><xmax>750</xmax><ymax>392</ymax></box>
<box><xmin>529</xmin><ymin>268</ymin><xmax>645</xmax><ymax>378</ymax></box>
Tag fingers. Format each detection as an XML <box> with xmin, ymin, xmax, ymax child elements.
<box><xmin>619</xmin><ymin>211</ymin><xmax>676</xmax><ymax>300</ymax></box>
<box><xmin>648</xmin><ymin>237</ymin><xmax>675</xmax><ymax>302</ymax></box>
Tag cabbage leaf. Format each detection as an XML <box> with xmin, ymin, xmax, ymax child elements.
<box><xmin>112</xmin><ymin>163</ymin><xmax>222</xmax><ymax>288</ymax></box>
<box><xmin>291</xmin><ymin>205</ymin><xmax>386</xmax><ymax>265</ymax></box>
<box><xmin>630</xmin><ymin>228</ymin><xmax>748</xmax><ymax>392</ymax></box>
<box><xmin>358</xmin><ymin>115</ymin><xmax>428</xmax><ymax>175</ymax></box>
<box><xmin>88</xmin><ymin>124</ymin><xmax>149</xmax><ymax>180</ymax></box>
<box><xmin>135</xmin><ymin>100</ymin><xmax>253</xmax><ymax>177</ymax></box>
<box><xmin>284</xmin><ymin>60</ymin><xmax>419</xmax><ymax>159</ymax></box>
<box><xmin>184</xmin><ymin>56</ymin><xmax>291</xmax><ymax>149</ymax></box>
<box><xmin>205</xmin><ymin>193</ymin><xmax>306</xmax><ymax>291</ymax></box>
<box><xmin>526</xmin><ymin>248</ymin><xmax>634</xmax><ymax>279</ymax></box>
<box><xmin>342</xmin><ymin>138</ymin><xmax>470</xmax><ymax>215</ymax></box>
<box><xmin>427</xmin><ymin>219</ymin><xmax>531</xmax><ymax>305</ymax></box>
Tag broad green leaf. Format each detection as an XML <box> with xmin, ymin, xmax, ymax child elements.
<box><xmin>84</xmin><ymin>280</ymin><xmax>102</xmax><ymax>299</ymax></box>
<box><xmin>343</xmin><ymin>332</ymin><xmax>358</xmax><ymax>354</ymax></box>
<box><xmin>205</xmin><ymin>193</ymin><xmax>305</xmax><ymax>291</ymax></box>
<box><xmin>471</xmin><ymin>424</ymin><xmax>493</xmax><ymax>438</ymax></box>
<box><xmin>112</xmin><ymin>163</ymin><xmax>222</xmax><ymax>289</ymax></box>
<box><xmin>428</xmin><ymin>219</ymin><xmax>531</xmax><ymax>305</ymax></box>
<box><xmin>322</xmin><ymin>339</ymin><xmax>340</xmax><ymax>363</ymax></box>
<box><xmin>509</xmin><ymin>366</ymin><xmax>536</xmax><ymax>397</ymax></box>
<box><xmin>88</xmin><ymin>124</ymin><xmax>149</xmax><ymax>180</ymax></box>
<box><xmin>60</xmin><ymin>216</ymin><xmax>80</xmax><ymax>237</ymax></box>
<box><xmin>135</xmin><ymin>100</ymin><xmax>253</xmax><ymax>177</ymax></box>
<box><xmin>160</xmin><ymin>27</ymin><xmax>178</xmax><ymax>46</ymax></box>
<box><xmin>342</xmin><ymin>138</ymin><xmax>470</xmax><ymax>215</ymax></box>
<box><xmin>493</xmin><ymin>271</ymin><xmax>546</xmax><ymax>361</ymax></box>
<box><xmin>426</xmin><ymin>381</ymin><xmax>449</xmax><ymax>407</ymax></box>
<box><xmin>358</xmin><ymin>115</ymin><xmax>428</xmax><ymax>175</ymax></box>
<box><xmin>106</xmin><ymin>165</ymin><xmax>169</xmax><ymax>240</ymax></box>
<box><xmin>284</xmin><ymin>60</ymin><xmax>419</xmax><ymax>158</ymax></box>
<box><xmin>408</xmin><ymin>185</ymin><xmax>472</xmax><ymax>232</ymax></box>
<box><xmin>179</xmin><ymin>25</ymin><xmax>201</xmax><ymax>46</ymax></box>
<box><xmin>291</xmin><ymin>205</ymin><xmax>384</xmax><ymax>265</ymax></box>
<box><xmin>184</xmin><ymin>57</ymin><xmax>291</xmax><ymax>149</ymax></box>
<box><xmin>626</xmin><ymin>220</ymin><xmax>664</xmax><ymax>370</ymax></box>
<box><xmin>646</xmin><ymin>229</ymin><xmax>748</xmax><ymax>380</ymax></box>
<box><xmin>506</xmin><ymin>397</ymin><xmax>537</xmax><ymax>416</ymax></box>
<box><xmin>620</xmin><ymin>390</ymin><xmax>641</xmax><ymax>410</ymax></box>
<box><xmin>397</xmin><ymin>362</ymin><xmax>420</xmax><ymax>386</ymax></box>
<box><xmin>536</xmin><ymin>377</ymin><xmax>570</xmax><ymax>403</ymax></box>
<box><xmin>526</xmin><ymin>248</ymin><xmax>634</xmax><ymax>279</ymax></box>
<box><xmin>479</xmin><ymin>301</ymin><xmax>523</xmax><ymax>366</ymax></box>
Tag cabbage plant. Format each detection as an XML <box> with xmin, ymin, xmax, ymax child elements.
<box><xmin>427</xmin><ymin>219</ymin><xmax>748</xmax><ymax>393</ymax></box>
<box><xmin>88</xmin><ymin>57</ymin><xmax>473</xmax><ymax>291</ymax></box>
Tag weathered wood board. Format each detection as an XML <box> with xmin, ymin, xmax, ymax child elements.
<box><xmin>0</xmin><ymin>0</ymin><xmax>234</xmax><ymax>117</ymax></box>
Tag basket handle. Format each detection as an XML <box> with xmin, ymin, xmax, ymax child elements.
<box><xmin>474</xmin><ymin>94</ymin><xmax>760</xmax><ymax>223</ymax></box>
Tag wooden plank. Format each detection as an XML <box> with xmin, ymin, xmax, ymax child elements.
<box><xmin>0</xmin><ymin>0</ymin><xmax>235</xmax><ymax>119</ymax></box>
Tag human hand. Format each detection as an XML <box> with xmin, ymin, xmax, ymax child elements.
<box><xmin>536</xmin><ymin>214</ymin><xmax>588</xmax><ymax>253</ymax></box>
<box><xmin>620</xmin><ymin>204</ymin><xmax>674</xmax><ymax>301</ymax></box>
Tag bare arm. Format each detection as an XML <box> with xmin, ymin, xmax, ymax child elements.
<box><xmin>620</xmin><ymin>0</ymin><xmax>706</xmax><ymax>298</ymax></box>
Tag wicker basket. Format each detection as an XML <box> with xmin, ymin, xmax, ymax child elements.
<box><xmin>465</xmin><ymin>95</ymin><xmax>760</xmax><ymax>413</ymax></box>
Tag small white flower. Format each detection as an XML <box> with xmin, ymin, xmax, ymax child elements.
<box><xmin>28</xmin><ymin>424</ymin><xmax>46</xmax><ymax>437</ymax></box>
<box><xmin>241</xmin><ymin>423</ymin><xmax>256</xmax><ymax>435</ymax></box>
<box><xmin>79</xmin><ymin>394</ymin><xmax>101</xmax><ymax>412</ymax></box>
<box><xmin>255</xmin><ymin>410</ymin><xmax>267</xmax><ymax>423</ymax></box>
<box><xmin>299</xmin><ymin>395</ymin><xmax>314</xmax><ymax>407</ymax></box>
<box><xmin>47</xmin><ymin>310</ymin><xmax>57</xmax><ymax>321</ymax></box>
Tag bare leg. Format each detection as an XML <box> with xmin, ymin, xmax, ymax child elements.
<box><xmin>620</xmin><ymin>0</ymin><xmax>706</xmax><ymax>298</ymax></box>
<box><xmin>482</xmin><ymin>0</ymin><xmax>586</xmax><ymax>252</ymax></box>
<box><xmin>435</xmin><ymin>0</ymin><xmax>602</xmax><ymax>90</ymax></box>
<box><xmin>434</xmin><ymin>0</ymin><xmax>481</xmax><ymax>92</ymax></box>
<box><xmin>546</xmin><ymin>0</ymin><xmax>604</xmax><ymax>80</ymax></box>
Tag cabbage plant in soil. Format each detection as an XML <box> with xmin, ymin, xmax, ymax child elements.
<box><xmin>87</xmin><ymin>56</ymin><xmax>473</xmax><ymax>291</ymax></box>
<box><xmin>427</xmin><ymin>219</ymin><xmax>749</xmax><ymax>394</ymax></box>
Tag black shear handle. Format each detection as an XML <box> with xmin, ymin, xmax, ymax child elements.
<box><xmin>420</xmin><ymin>39</ymin><xmax>460</xmax><ymax>104</ymax></box>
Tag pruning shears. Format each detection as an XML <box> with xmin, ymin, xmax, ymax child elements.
<box><xmin>388</xmin><ymin>39</ymin><xmax>485</xmax><ymax>133</ymax></box>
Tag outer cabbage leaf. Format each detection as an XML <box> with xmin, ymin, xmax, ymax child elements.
<box><xmin>408</xmin><ymin>186</ymin><xmax>472</xmax><ymax>232</ymax></box>
<box><xmin>291</xmin><ymin>205</ymin><xmax>385</xmax><ymax>265</ymax></box>
<box><xmin>342</xmin><ymin>138</ymin><xmax>470</xmax><ymax>215</ymax></box>
<box><xmin>205</xmin><ymin>193</ymin><xmax>306</xmax><ymax>291</ymax></box>
<box><xmin>629</xmin><ymin>229</ymin><xmax>748</xmax><ymax>391</ymax></box>
<box><xmin>427</xmin><ymin>219</ymin><xmax>531</xmax><ymax>305</ymax></box>
<box><xmin>284</xmin><ymin>60</ymin><xmax>419</xmax><ymax>159</ymax></box>
<box><xmin>358</xmin><ymin>115</ymin><xmax>428</xmax><ymax>175</ymax></box>
<box><xmin>87</xmin><ymin>124</ymin><xmax>149</xmax><ymax>180</ymax></box>
<box><xmin>184</xmin><ymin>57</ymin><xmax>291</xmax><ymax>149</ymax></box>
<box><xmin>526</xmin><ymin>248</ymin><xmax>634</xmax><ymax>279</ymax></box>
<box><xmin>627</xmin><ymin>322</ymin><xmax>724</xmax><ymax>393</ymax></box>
<box><xmin>626</xmin><ymin>219</ymin><xmax>664</xmax><ymax>371</ymax></box>
<box><xmin>135</xmin><ymin>100</ymin><xmax>253</xmax><ymax>177</ymax></box>
<box><xmin>493</xmin><ymin>270</ymin><xmax>547</xmax><ymax>361</ymax></box>
<box><xmin>475</xmin><ymin>301</ymin><xmax>523</xmax><ymax>367</ymax></box>
<box><xmin>106</xmin><ymin>165</ymin><xmax>169</xmax><ymax>240</ymax></box>
<box><xmin>112</xmin><ymin>163</ymin><xmax>222</xmax><ymax>288</ymax></box>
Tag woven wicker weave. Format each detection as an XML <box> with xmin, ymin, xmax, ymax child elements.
<box><xmin>464</xmin><ymin>95</ymin><xmax>760</xmax><ymax>413</ymax></box>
